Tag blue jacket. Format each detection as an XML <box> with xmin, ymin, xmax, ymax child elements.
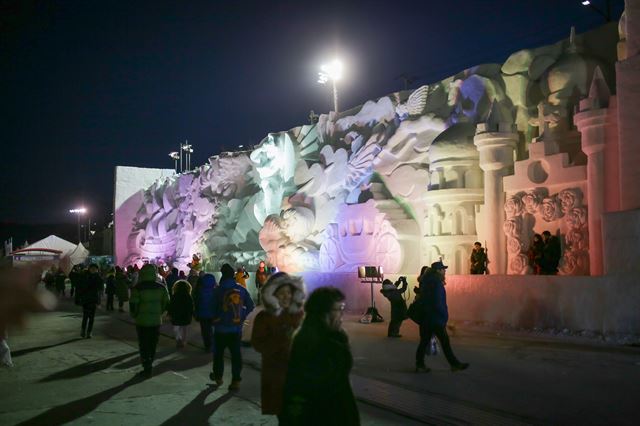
<box><xmin>211</xmin><ymin>277</ymin><xmax>255</xmax><ymax>333</ymax></box>
<box><xmin>193</xmin><ymin>274</ymin><xmax>217</xmax><ymax>319</ymax></box>
<box><xmin>419</xmin><ymin>271</ymin><xmax>449</xmax><ymax>327</ymax></box>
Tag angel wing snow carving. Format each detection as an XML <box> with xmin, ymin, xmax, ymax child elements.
<box><xmin>396</xmin><ymin>85</ymin><xmax>429</xmax><ymax>120</ymax></box>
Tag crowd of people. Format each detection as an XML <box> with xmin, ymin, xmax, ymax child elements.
<box><xmin>469</xmin><ymin>232</ymin><xmax>563</xmax><ymax>276</ymax></box>
<box><xmin>527</xmin><ymin>231</ymin><xmax>562</xmax><ymax>275</ymax></box>
<box><xmin>1</xmin><ymin>256</ymin><xmax>475</xmax><ymax>425</ymax></box>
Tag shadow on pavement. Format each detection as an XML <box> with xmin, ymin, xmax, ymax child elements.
<box><xmin>17</xmin><ymin>375</ymin><xmax>147</xmax><ymax>426</ymax></box>
<box><xmin>12</xmin><ymin>338</ymin><xmax>85</xmax><ymax>358</ymax></box>
<box><xmin>160</xmin><ymin>385</ymin><xmax>234</xmax><ymax>426</ymax></box>
<box><xmin>39</xmin><ymin>351</ymin><xmax>138</xmax><ymax>382</ymax></box>
<box><xmin>151</xmin><ymin>351</ymin><xmax>212</xmax><ymax>376</ymax></box>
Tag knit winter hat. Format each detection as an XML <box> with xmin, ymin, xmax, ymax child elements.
<box><xmin>139</xmin><ymin>264</ymin><xmax>158</xmax><ymax>282</ymax></box>
<box><xmin>220</xmin><ymin>263</ymin><xmax>235</xmax><ymax>280</ymax></box>
<box><xmin>200</xmin><ymin>273</ymin><xmax>216</xmax><ymax>287</ymax></box>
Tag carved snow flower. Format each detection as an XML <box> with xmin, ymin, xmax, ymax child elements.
<box><xmin>565</xmin><ymin>228</ymin><xmax>587</xmax><ymax>250</ymax></box>
<box><xmin>541</xmin><ymin>197</ymin><xmax>559</xmax><ymax>222</ymax></box>
<box><xmin>504</xmin><ymin>195</ymin><xmax>524</xmax><ymax>218</ymax></box>
<box><xmin>558</xmin><ymin>249</ymin><xmax>589</xmax><ymax>275</ymax></box>
<box><xmin>522</xmin><ymin>191</ymin><xmax>542</xmax><ymax>215</ymax></box>
<box><xmin>558</xmin><ymin>189</ymin><xmax>580</xmax><ymax>214</ymax></box>
<box><xmin>509</xmin><ymin>253</ymin><xmax>530</xmax><ymax>274</ymax></box>
<box><xmin>507</xmin><ymin>236</ymin><xmax>524</xmax><ymax>255</ymax></box>
<box><xmin>503</xmin><ymin>218</ymin><xmax>522</xmax><ymax>238</ymax></box>
<box><xmin>565</xmin><ymin>207</ymin><xmax>588</xmax><ymax>228</ymax></box>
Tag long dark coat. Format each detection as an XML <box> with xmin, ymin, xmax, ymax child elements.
<box><xmin>168</xmin><ymin>291</ymin><xmax>194</xmax><ymax>326</ymax></box>
<box><xmin>281</xmin><ymin>320</ymin><xmax>360</xmax><ymax>426</ymax></box>
<box><xmin>252</xmin><ymin>310</ymin><xmax>303</xmax><ymax>414</ymax></box>
<box><xmin>115</xmin><ymin>271</ymin><xmax>130</xmax><ymax>301</ymax></box>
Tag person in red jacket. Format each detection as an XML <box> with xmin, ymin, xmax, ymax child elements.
<box><xmin>251</xmin><ymin>272</ymin><xmax>305</xmax><ymax>421</ymax></box>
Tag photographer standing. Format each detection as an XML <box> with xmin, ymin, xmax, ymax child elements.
<box><xmin>380</xmin><ymin>277</ymin><xmax>408</xmax><ymax>338</ymax></box>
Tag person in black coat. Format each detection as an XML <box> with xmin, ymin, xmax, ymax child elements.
<box><xmin>469</xmin><ymin>242</ymin><xmax>488</xmax><ymax>274</ymax></box>
<box><xmin>77</xmin><ymin>264</ymin><xmax>103</xmax><ymax>338</ymax></box>
<box><xmin>380</xmin><ymin>277</ymin><xmax>408</xmax><ymax>337</ymax></box>
<box><xmin>281</xmin><ymin>287</ymin><xmax>360</xmax><ymax>426</ymax></box>
<box><xmin>54</xmin><ymin>269</ymin><xmax>67</xmax><ymax>297</ymax></box>
<box><xmin>541</xmin><ymin>230</ymin><xmax>562</xmax><ymax>275</ymax></box>
<box><xmin>43</xmin><ymin>267</ymin><xmax>55</xmax><ymax>292</ymax></box>
<box><xmin>68</xmin><ymin>265</ymin><xmax>81</xmax><ymax>298</ymax></box>
<box><xmin>105</xmin><ymin>270</ymin><xmax>116</xmax><ymax>311</ymax></box>
<box><xmin>168</xmin><ymin>279</ymin><xmax>194</xmax><ymax>348</ymax></box>
<box><xmin>166</xmin><ymin>267</ymin><xmax>179</xmax><ymax>296</ymax></box>
<box><xmin>415</xmin><ymin>261</ymin><xmax>469</xmax><ymax>373</ymax></box>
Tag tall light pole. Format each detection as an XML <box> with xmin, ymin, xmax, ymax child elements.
<box><xmin>580</xmin><ymin>0</ymin><xmax>611</xmax><ymax>22</ymax></box>
<box><xmin>169</xmin><ymin>151</ymin><xmax>179</xmax><ymax>173</ymax></box>
<box><xmin>318</xmin><ymin>59</ymin><xmax>343</xmax><ymax>113</ymax></box>
<box><xmin>69</xmin><ymin>207</ymin><xmax>87</xmax><ymax>244</ymax></box>
<box><xmin>182</xmin><ymin>141</ymin><xmax>193</xmax><ymax>171</ymax></box>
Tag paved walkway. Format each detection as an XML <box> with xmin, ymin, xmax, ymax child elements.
<box><xmin>2</xmin><ymin>296</ymin><xmax>640</xmax><ymax>425</ymax></box>
<box><xmin>0</xmin><ymin>301</ymin><xmax>421</xmax><ymax>425</ymax></box>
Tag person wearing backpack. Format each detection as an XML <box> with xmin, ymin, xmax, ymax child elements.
<box><xmin>210</xmin><ymin>263</ymin><xmax>255</xmax><ymax>391</ymax></box>
<box><xmin>415</xmin><ymin>261</ymin><xmax>469</xmax><ymax>373</ymax></box>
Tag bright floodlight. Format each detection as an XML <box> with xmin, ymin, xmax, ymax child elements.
<box><xmin>318</xmin><ymin>59</ymin><xmax>343</xmax><ymax>83</ymax></box>
<box><xmin>169</xmin><ymin>151</ymin><xmax>180</xmax><ymax>160</ymax></box>
<box><xmin>581</xmin><ymin>1</ymin><xmax>590</xmax><ymax>5</ymax></box>
<box><xmin>69</xmin><ymin>207</ymin><xmax>87</xmax><ymax>214</ymax></box>
<box><xmin>318</xmin><ymin>59</ymin><xmax>343</xmax><ymax>112</ymax></box>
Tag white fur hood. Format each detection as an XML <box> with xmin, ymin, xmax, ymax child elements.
<box><xmin>260</xmin><ymin>273</ymin><xmax>305</xmax><ymax>316</ymax></box>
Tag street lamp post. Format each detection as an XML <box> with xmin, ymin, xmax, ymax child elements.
<box><xmin>182</xmin><ymin>142</ymin><xmax>193</xmax><ymax>171</ymax></box>
<box><xmin>581</xmin><ymin>0</ymin><xmax>611</xmax><ymax>22</ymax></box>
<box><xmin>69</xmin><ymin>207</ymin><xmax>87</xmax><ymax>244</ymax></box>
<box><xmin>169</xmin><ymin>151</ymin><xmax>179</xmax><ymax>173</ymax></box>
<box><xmin>318</xmin><ymin>59</ymin><xmax>343</xmax><ymax>113</ymax></box>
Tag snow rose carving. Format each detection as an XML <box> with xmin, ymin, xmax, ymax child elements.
<box><xmin>522</xmin><ymin>192</ymin><xmax>542</xmax><ymax>215</ymax></box>
<box><xmin>503</xmin><ymin>218</ymin><xmax>522</xmax><ymax>238</ymax></box>
<box><xmin>560</xmin><ymin>250</ymin><xmax>588</xmax><ymax>275</ymax></box>
<box><xmin>507</xmin><ymin>237</ymin><xmax>524</xmax><ymax>254</ymax></box>
<box><xmin>558</xmin><ymin>189</ymin><xmax>580</xmax><ymax>214</ymax></box>
<box><xmin>504</xmin><ymin>195</ymin><xmax>524</xmax><ymax>218</ymax></box>
<box><xmin>541</xmin><ymin>197</ymin><xmax>559</xmax><ymax>222</ymax></box>
<box><xmin>566</xmin><ymin>228</ymin><xmax>587</xmax><ymax>250</ymax></box>
<box><xmin>509</xmin><ymin>254</ymin><xmax>529</xmax><ymax>274</ymax></box>
<box><xmin>565</xmin><ymin>207</ymin><xmax>587</xmax><ymax>228</ymax></box>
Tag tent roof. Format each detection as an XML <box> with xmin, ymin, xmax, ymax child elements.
<box><xmin>68</xmin><ymin>242</ymin><xmax>90</xmax><ymax>265</ymax></box>
<box><xmin>23</xmin><ymin>235</ymin><xmax>77</xmax><ymax>256</ymax></box>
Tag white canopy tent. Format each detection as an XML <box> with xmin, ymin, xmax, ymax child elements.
<box><xmin>10</xmin><ymin>235</ymin><xmax>89</xmax><ymax>271</ymax></box>
<box><xmin>68</xmin><ymin>242</ymin><xmax>89</xmax><ymax>266</ymax></box>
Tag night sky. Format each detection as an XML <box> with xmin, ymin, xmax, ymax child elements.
<box><xmin>0</xmin><ymin>0</ymin><xmax>624</xmax><ymax>228</ymax></box>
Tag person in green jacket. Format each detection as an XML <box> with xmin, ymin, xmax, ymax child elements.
<box><xmin>129</xmin><ymin>264</ymin><xmax>169</xmax><ymax>378</ymax></box>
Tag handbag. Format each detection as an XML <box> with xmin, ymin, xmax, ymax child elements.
<box><xmin>407</xmin><ymin>297</ymin><xmax>425</xmax><ymax>325</ymax></box>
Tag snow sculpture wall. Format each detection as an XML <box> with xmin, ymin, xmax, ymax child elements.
<box><xmin>503</xmin><ymin>188</ymin><xmax>589</xmax><ymax>275</ymax></box>
<box><xmin>319</xmin><ymin>200</ymin><xmax>403</xmax><ymax>273</ymax></box>
<box><xmin>114</xmin><ymin>23</ymin><xmax>621</xmax><ymax>278</ymax></box>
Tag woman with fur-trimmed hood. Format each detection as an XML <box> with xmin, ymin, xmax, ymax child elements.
<box><xmin>250</xmin><ymin>272</ymin><xmax>305</xmax><ymax>419</ymax></box>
